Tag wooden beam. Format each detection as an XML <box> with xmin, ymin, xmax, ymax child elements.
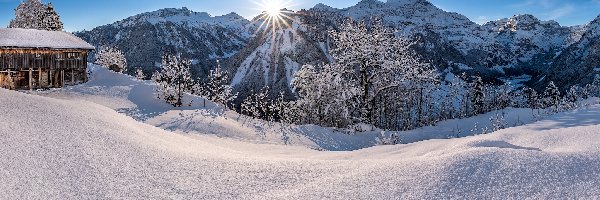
<box><xmin>38</xmin><ymin>67</ymin><xmax>42</xmax><ymax>88</ymax></box>
<box><xmin>71</xmin><ymin>68</ymin><xmax>74</xmax><ymax>85</ymax></box>
<box><xmin>60</xmin><ymin>70</ymin><xmax>64</xmax><ymax>88</ymax></box>
<box><xmin>49</xmin><ymin>70</ymin><xmax>53</xmax><ymax>87</ymax></box>
<box><xmin>28</xmin><ymin>68</ymin><xmax>32</xmax><ymax>90</ymax></box>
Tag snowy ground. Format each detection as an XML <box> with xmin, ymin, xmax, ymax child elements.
<box><xmin>3</xmin><ymin>84</ymin><xmax>600</xmax><ymax>198</ymax></box>
<box><xmin>30</xmin><ymin>64</ymin><xmax>587</xmax><ymax>151</ymax></box>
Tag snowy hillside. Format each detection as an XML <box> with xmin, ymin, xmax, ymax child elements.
<box><xmin>34</xmin><ymin>64</ymin><xmax>381</xmax><ymax>150</ymax></box>
<box><xmin>33</xmin><ymin>64</ymin><xmax>590</xmax><ymax>151</ymax></box>
<box><xmin>3</xmin><ymin>77</ymin><xmax>600</xmax><ymax>198</ymax></box>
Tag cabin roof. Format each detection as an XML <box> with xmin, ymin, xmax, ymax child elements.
<box><xmin>0</xmin><ymin>28</ymin><xmax>95</xmax><ymax>50</ymax></box>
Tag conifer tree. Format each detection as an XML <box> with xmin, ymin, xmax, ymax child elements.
<box><xmin>204</xmin><ymin>60</ymin><xmax>236</xmax><ymax>108</ymax></box>
<box><xmin>471</xmin><ymin>76</ymin><xmax>485</xmax><ymax>115</ymax></box>
<box><xmin>8</xmin><ymin>0</ymin><xmax>63</xmax><ymax>31</ymax></box>
<box><xmin>544</xmin><ymin>81</ymin><xmax>561</xmax><ymax>110</ymax></box>
<box><xmin>40</xmin><ymin>3</ymin><xmax>64</xmax><ymax>31</ymax></box>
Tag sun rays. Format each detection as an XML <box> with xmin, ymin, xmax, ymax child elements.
<box><xmin>252</xmin><ymin>0</ymin><xmax>296</xmax><ymax>38</ymax></box>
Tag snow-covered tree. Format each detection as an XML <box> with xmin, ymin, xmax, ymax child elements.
<box><xmin>331</xmin><ymin>19</ymin><xmax>436</xmax><ymax>124</ymax></box>
<box><xmin>293</xmin><ymin>63</ymin><xmax>357</xmax><ymax>127</ymax></box>
<box><xmin>522</xmin><ymin>87</ymin><xmax>538</xmax><ymax>109</ymax></box>
<box><xmin>152</xmin><ymin>54</ymin><xmax>194</xmax><ymax>107</ymax></box>
<box><xmin>292</xmin><ymin>19</ymin><xmax>437</xmax><ymax>130</ymax></box>
<box><xmin>95</xmin><ymin>46</ymin><xmax>127</xmax><ymax>73</ymax></box>
<box><xmin>203</xmin><ymin>60</ymin><xmax>236</xmax><ymax>108</ymax></box>
<box><xmin>590</xmin><ymin>74</ymin><xmax>600</xmax><ymax>97</ymax></box>
<box><xmin>543</xmin><ymin>81</ymin><xmax>561</xmax><ymax>110</ymax></box>
<box><xmin>471</xmin><ymin>76</ymin><xmax>485</xmax><ymax>115</ymax></box>
<box><xmin>134</xmin><ymin>68</ymin><xmax>145</xmax><ymax>80</ymax></box>
<box><xmin>240</xmin><ymin>91</ymin><xmax>257</xmax><ymax>120</ymax></box>
<box><xmin>270</xmin><ymin>92</ymin><xmax>288</xmax><ymax>123</ymax></box>
<box><xmin>8</xmin><ymin>0</ymin><xmax>63</xmax><ymax>31</ymax></box>
<box><xmin>39</xmin><ymin>3</ymin><xmax>63</xmax><ymax>31</ymax></box>
<box><xmin>239</xmin><ymin>87</ymin><xmax>270</xmax><ymax>123</ymax></box>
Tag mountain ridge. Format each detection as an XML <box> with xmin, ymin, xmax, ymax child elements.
<box><xmin>75</xmin><ymin>1</ymin><xmax>599</xmax><ymax>97</ymax></box>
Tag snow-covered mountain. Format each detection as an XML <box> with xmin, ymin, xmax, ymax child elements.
<box><xmin>76</xmin><ymin>7</ymin><xmax>253</xmax><ymax>78</ymax></box>
<box><xmin>225</xmin><ymin>12</ymin><xmax>330</xmax><ymax>100</ymax></box>
<box><xmin>76</xmin><ymin>1</ymin><xmax>598</xmax><ymax>96</ymax></box>
<box><xmin>228</xmin><ymin>0</ymin><xmax>583</xmax><ymax>99</ymax></box>
<box><xmin>321</xmin><ymin>0</ymin><xmax>577</xmax><ymax>75</ymax></box>
<box><xmin>538</xmin><ymin>15</ymin><xmax>600</xmax><ymax>91</ymax></box>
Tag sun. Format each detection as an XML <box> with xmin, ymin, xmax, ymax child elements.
<box><xmin>263</xmin><ymin>0</ymin><xmax>283</xmax><ymax>17</ymax></box>
<box><xmin>253</xmin><ymin>0</ymin><xmax>295</xmax><ymax>32</ymax></box>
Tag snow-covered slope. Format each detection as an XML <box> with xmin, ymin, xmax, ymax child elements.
<box><xmin>34</xmin><ymin>64</ymin><xmax>599</xmax><ymax>152</ymax></box>
<box><xmin>3</xmin><ymin>84</ymin><xmax>600</xmax><ymax>198</ymax></box>
<box><xmin>76</xmin><ymin>7</ymin><xmax>253</xmax><ymax>78</ymax></box>
<box><xmin>35</xmin><ymin>64</ymin><xmax>378</xmax><ymax>150</ymax></box>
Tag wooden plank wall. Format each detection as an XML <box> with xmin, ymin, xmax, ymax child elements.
<box><xmin>0</xmin><ymin>48</ymin><xmax>89</xmax><ymax>90</ymax></box>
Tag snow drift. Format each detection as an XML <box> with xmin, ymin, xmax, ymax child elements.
<box><xmin>2</xmin><ymin>87</ymin><xmax>600</xmax><ymax>198</ymax></box>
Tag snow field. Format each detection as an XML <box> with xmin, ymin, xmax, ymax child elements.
<box><xmin>2</xmin><ymin>69</ymin><xmax>600</xmax><ymax>198</ymax></box>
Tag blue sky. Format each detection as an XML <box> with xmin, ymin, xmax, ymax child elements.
<box><xmin>0</xmin><ymin>0</ymin><xmax>599</xmax><ymax>32</ymax></box>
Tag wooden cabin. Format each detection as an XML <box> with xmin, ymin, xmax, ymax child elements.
<box><xmin>0</xmin><ymin>28</ymin><xmax>94</xmax><ymax>90</ymax></box>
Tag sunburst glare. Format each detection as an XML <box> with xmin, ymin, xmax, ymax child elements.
<box><xmin>252</xmin><ymin>0</ymin><xmax>296</xmax><ymax>37</ymax></box>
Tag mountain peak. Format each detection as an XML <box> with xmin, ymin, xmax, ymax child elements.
<box><xmin>312</xmin><ymin>3</ymin><xmax>337</xmax><ymax>11</ymax></box>
<box><xmin>386</xmin><ymin>0</ymin><xmax>431</xmax><ymax>6</ymax></box>
<box><xmin>221</xmin><ymin>12</ymin><xmax>244</xmax><ymax>19</ymax></box>
<box><xmin>356</xmin><ymin>0</ymin><xmax>384</xmax><ymax>6</ymax></box>
<box><xmin>590</xmin><ymin>14</ymin><xmax>600</xmax><ymax>25</ymax></box>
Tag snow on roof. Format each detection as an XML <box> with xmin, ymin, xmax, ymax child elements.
<box><xmin>0</xmin><ymin>28</ymin><xmax>95</xmax><ymax>50</ymax></box>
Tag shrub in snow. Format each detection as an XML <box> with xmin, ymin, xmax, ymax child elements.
<box><xmin>134</xmin><ymin>68</ymin><xmax>145</xmax><ymax>80</ymax></box>
<box><xmin>152</xmin><ymin>54</ymin><xmax>194</xmax><ymax>107</ymax></box>
<box><xmin>489</xmin><ymin>112</ymin><xmax>507</xmax><ymax>132</ymax></box>
<box><xmin>376</xmin><ymin>132</ymin><xmax>400</xmax><ymax>145</ymax></box>
<box><xmin>8</xmin><ymin>0</ymin><xmax>64</xmax><ymax>31</ymax></box>
<box><xmin>95</xmin><ymin>46</ymin><xmax>127</xmax><ymax>73</ymax></box>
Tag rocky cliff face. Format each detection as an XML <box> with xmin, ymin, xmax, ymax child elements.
<box><xmin>538</xmin><ymin>15</ymin><xmax>600</xmax><ymax>91</ymax></box>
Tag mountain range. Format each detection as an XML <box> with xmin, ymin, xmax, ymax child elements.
<box><xmin>75</xmin><ymin>0</ymin><xmax>600</xmax><ymax>98</ymax></box>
